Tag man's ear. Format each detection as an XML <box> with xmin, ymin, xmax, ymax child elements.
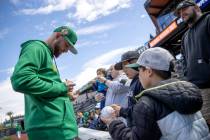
<box><xmin>195</xmin><ymin>5</ymin><xmax>201</xmax><ymax>12</ymax></box>
<box><xmin>147</xmin><ymin>68</ymin><xmax>153</xmax><ymax>77</ymax></box>
<box><xmin>55</xmin><ymin>32</ymin><xmax>62</xmax><ymax>38</ymax></box>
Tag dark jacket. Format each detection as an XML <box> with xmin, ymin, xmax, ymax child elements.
<box><xmin>181</xmin><ymin>12</ymin><xmax>210</xmax><ymax>88</ymax></box>
<box><xmin>119</xmin><ymin>75</ymin><xmax>144</xmax><ymax>127</ymax></box>
<box><xmin>109</xmin><ymin>79</ymin><xmax>210</xmax><ymax>140</ymax></box>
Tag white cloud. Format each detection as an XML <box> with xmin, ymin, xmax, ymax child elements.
<box><xmin>77</xmin><ymin>23</ymin><xmax>119</xmax><ymax>35</ymax></box>
<box><xmin>83</xmin><ymin>48</ymin><xmax>129</xmax><ymax>68</ymax></box>
<box><xmin>0</xmin><ymin>29</ymin><xmax>9</xmax><ymax>39</ymax></box>
<box><xmin>73</xmin><ymin>46</ymin><xmax>136</xmax><ymax>89</ymax></box>
<box><xmin>0</xmin><ymin>78</ymin><xmax>24</xmax><ymax>121</ymax></box>
<box><xmin>140</xmin><ymin>14</ymin><xmax>146</xmax><ymax>18</ymax></box>
<box><xmin>17</xmin><ymin>0</ymin><xmax>131</xmax><ymax>22</ymax></box>
<box><xmin>19</xmin><ymin>0</ymin><xmax>76</xmax><ymax>15</ymax></box>
<box><xmin>74</xmin><ymin>0</ymin><xmax>131</xmax><ymax>22</ymax></box>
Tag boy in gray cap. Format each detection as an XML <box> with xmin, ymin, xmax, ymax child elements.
<box><xmin>102</xmin><ymin>47</ymin><xmax>209</xmax><ymax>140</ymax></box>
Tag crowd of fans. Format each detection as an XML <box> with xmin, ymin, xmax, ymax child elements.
<box><xmin>76</xmin><ymin>105</ymin><xmax>107</xmax><ymax>131</ymax></box>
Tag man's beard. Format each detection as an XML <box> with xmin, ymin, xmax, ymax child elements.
<box><xmin>185</xmin><ymin>9</ymin><xmax>197</xmax><ymax>24</ymax></box>
<box><xmin>54</xmin><ymin>43</ymin><xmax>61</xmax><ymax>58</ymax></box>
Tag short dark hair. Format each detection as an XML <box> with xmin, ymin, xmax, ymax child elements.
<box><xmin>152</xmin><ymin>69</ymin><xmax>171</xmax><ymax>79</ymax></box>
<box><xmin>96</xmin><ymin>68</ymin><xmax>107</xmax><ymax>76</ymax></box>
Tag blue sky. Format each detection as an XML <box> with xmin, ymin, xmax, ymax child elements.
<box><xmin>0</xmin><ymin>0</ymin><xmax>155</xmax><ymax>120</ymax></box>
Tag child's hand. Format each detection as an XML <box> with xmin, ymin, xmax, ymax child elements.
<box><xmin>97</xmin><ymin>76</ymin><xmax>106</xmax><ymax>83</ymax></box>
<box><xmin>95</xmin><ymin>92</ymin><xmax>105</xmax><ymax>102</ymax></box>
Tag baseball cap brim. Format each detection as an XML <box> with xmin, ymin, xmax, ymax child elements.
<box><xmin>126</xmin><ymin>63</ymin><xmax>140</xmax><ymax>68</ymax></box>
<box><xmin>64</xmin><ymin>36</ymin><xmax>78</xmax><ymax>54</ymax></box>
<box><xmin>125</xmin><ymin>63</ymin><xmax>140</xmax><ymax>71</ymax></box>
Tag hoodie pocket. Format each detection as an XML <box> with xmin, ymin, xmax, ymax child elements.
<box><xmin>63</xmin><ymin>100</ymin><xmax>76</xmax><ymax>122</ymax></box>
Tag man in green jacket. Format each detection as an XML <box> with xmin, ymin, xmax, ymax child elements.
<box><xmin>11</xmin><ymin>26</ymin><xmax>79</xmax><ymax>140</ymax></box>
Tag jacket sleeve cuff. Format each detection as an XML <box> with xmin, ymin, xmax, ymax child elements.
<box><xmin>109</xmin><ymin>119</ymin><xmax>123</xmax><ymax>129</ymax></box>
<box><xmin>108</xmin><ymin>119</ymin><xmax>126</xmax><ymax>137</ymax></box>
<box><xmin>119</xmin><ymin>107</ymin><xmax>128</xmax><ymax>118</ymax></box>
<box><xmin>59</xmin><ymin>82</ymin><xmax>68</xmax><ymax>96</ymax></box>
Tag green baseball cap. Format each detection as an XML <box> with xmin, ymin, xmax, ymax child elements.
<box><xmin>126</xmin><ymin>63</ymin><xmax>140</xmax><ymax>69</ymax></box>
<box><xmin>54</xmin><ymin>26</ymin><xmax>78</xmax><ymax>54</ymax></box>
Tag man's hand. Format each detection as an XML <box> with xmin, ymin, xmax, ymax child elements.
<box><xmin>95</xmin><ymin>92</ymin><xmax>105</xmax><ymax>102</ymax></box>
<box><xmin>111</xmin><ymin>104</ymin><xmax>121</xmax><ymax>117</ymax></box>
<box><xmin>67</xmin><ymin>91</ymin><xmax>79</xmax><ymax>101</ymax></box>
<box><xmin>65</xmin><ymin>79</ymin><xmax>78</xmax><ymax>101</ymax></box>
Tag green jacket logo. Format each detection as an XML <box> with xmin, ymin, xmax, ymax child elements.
<box><xmin>61</xmin><ymin>29</ymin><xmax>68</xmax><ymax>35</ymax></box>
<box><xmin>52</xmin><ymin>64</ymin><xmax>58</xmax><ymax>73</ymax></box>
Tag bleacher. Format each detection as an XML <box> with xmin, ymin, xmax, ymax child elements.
<box><xmin>73</xmin><ymin>91</ymin><xmax>97</xmax><ymax>113</ymax></box>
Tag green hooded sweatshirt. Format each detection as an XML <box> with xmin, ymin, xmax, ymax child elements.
<box><xmin>11</xmin><ymin>40</ymin><xmax>78</xmax><ymax>139</ymax></box>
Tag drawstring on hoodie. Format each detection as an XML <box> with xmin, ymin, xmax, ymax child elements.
<box><xmin>53</xmin><ymin>56</ymin><xmax>60</xmax><ymax>76</ymax></box>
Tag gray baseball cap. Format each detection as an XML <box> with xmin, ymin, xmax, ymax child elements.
<box><xmin>126</xmin><ymin>47</ymin><xmax>175</xmax><ymax>71</ymax></box>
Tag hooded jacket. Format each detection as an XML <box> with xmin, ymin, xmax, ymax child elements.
<box><xmin>11</xmin><ymin>40</ymin><xmax>78</xmax><ymax>139</ymax></box>
<box><xmin>109</xmin><ymin>79</ymin><xmax>210</xmax><ymax>140</ymax></box>
<box><xmin>181</xmin><ymin>12</ymin><xmax>210</xmax><ymax>88</ymax></box>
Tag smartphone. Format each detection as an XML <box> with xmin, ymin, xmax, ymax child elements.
<box><xmin>70</xmin><ymin>83</ymin><xmax>76</xmax><ymax>86</ymax></box>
